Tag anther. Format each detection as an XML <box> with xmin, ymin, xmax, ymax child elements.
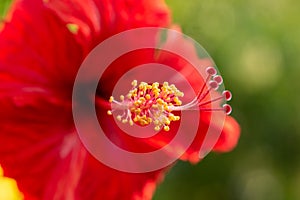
<box><xmin>132</xmin><ymin>80</ymin><xmax>137</xmax><ymax>87</ymax></box>
<box><xmin>108</xmin><ymin>77</ymin><xmax>234</xmax><ymax>132</ymax></box>
<box><xmin>117</xmin><ymin>115</ymin><xmax>122</xmax><ymax>121</ymax></box>
<box><xmin>164</xmin><ymin>126</ymin><xmax>170</xmax><ymax>131</ymax></box>
<box><xmin>107</xmin><ymin>80</ymin><xmax>183</xmax><ymax>131</ymax></box>
<box><xmin>107</xmin><ymin>110</ymin><xmax>113</xmax><ymax>115</ymax></box>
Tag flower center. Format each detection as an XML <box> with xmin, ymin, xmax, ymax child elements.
<box><xmin>107</xmin><ymin>80</ymin><xmax>183</xmax><ymax>131</ymax></box>
<box><xmin>107</xmin><ymin>67</ymin><xmax>232</xmax><ymax>131</ymax></box>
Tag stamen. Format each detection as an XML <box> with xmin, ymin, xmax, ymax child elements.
<box><xmin>107</xmin><ymin>80</ymin><xmax>182</xmax><ymax>131</ymax></box>
<box><xmin>107</xmin><ymin>67</ymin><xmax>234</xmax><ymax>131</ymax></box>
<box><xmin>107</xmin><ymin>110</ymin><xmax>113</xmax><ymax>115</ymax></box>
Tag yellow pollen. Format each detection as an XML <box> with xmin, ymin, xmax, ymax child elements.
<box><xmin>164</xmin><ymin>126</ymin><xmax>170</xmax><ymax>131</ymax></box>
<box><xmin>132</xmin><ymin>80</ymin><xmax>137</xmax><ymax>87</ymax></box>
<box><xmin>154</xmin><ymin>126</ymin><xmax>160</xmax><ymax>131</ymax></box>
<box><xmin>66</xmin><ymin>23</ymin><xmax>79</xmax><ymax>34</ymax></box>
<box><xmin>116</xmin><ymin>116</ymin><xmax>122</xmax><ymax>121</ymax></box>
<box><xmin>109</xmin><ymin>96</ymin><xmax>114</xmax><ymax>103</ymax></box>
<box><xmin>107</xmin><ymin>110</ymin><xmax>112</xmax><ymax>115</ymax></box>
<box><xmin>107</xmin><ymin>80</ymin><xmax>183</xmax><ymax>131</ymax></box>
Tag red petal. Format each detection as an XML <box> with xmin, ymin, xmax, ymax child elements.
<box><xmin>0</xmin><ymin>0</ymin><xmax>171</xmax><ymax>199</ymax></box>
<box><xmin>95</xmin><ymin>36</ymin><xmax>240</xmax><ymax>162</ymax></box>
<box><xmin>213</xmin><ymin>116</ymin><xmax>241</xmax><ymax>152</ymax></box>
<box><xmin>0</xmin><ymin>0</ymin><xmax>84</xmax><ymax>87</ymax></box>
<box><xmin>45</xmin><ymin>0</ymin><xmax>170</xmax><ymax>50</ymax></box>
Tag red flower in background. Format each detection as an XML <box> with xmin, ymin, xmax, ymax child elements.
<box><xmin>0</xmin><ymin>0</ymin><xmax>240</xmax><ymax>199</ymax></box>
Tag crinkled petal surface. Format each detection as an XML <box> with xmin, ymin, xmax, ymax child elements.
<box><xmin>0</xmin><ymin>0</ymin><xmax>170</xmax><ymax>199</ymax></box>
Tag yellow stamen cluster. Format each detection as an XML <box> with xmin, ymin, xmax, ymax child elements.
<box><xmin>107</xmin><ymin>80</ymin><xmax>184</xmax><ymax>131</ymax></box>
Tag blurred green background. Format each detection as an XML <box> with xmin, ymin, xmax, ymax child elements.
<box><xmin>155</xmin><ymin>0</ymin><xmax>300</xmax><ymax>200</ymax></box>
<box><xmin>0</xmin><ymin>0</ymin><xmax>10</xmax><ymax>19</ymax></box>
<box><xmin>1</xmin><ymin>0</ymin><xmax>300</xmax><ymax>200</ymax></box>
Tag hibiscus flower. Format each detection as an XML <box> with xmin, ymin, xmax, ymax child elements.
<box><xmin>0</xmin><ymin>0</ymin><xmax>240</xmax><ymax>199</ymax></box>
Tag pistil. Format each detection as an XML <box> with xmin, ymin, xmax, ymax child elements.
<box><xmin>107</xmin><ymin>67</ymin><xmax>232</xmax><ymax>131</ymax></box>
